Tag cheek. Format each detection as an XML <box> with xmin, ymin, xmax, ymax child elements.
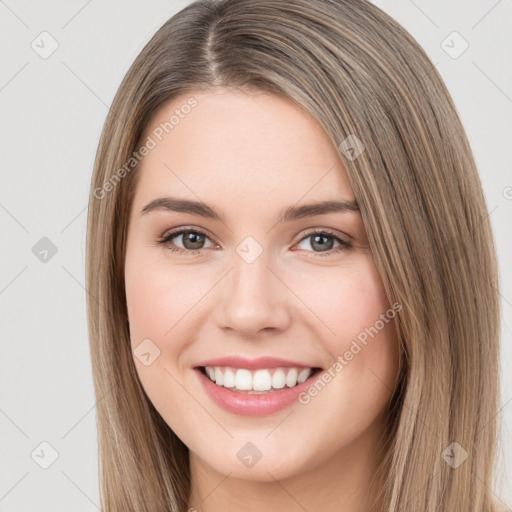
<box><xmin>124</xmin><ymin>250</ymin><xmax>222</xmax><ymax>449</ymax></box>
<box><xmin>295</xmin><ymin>256</ymin><xmax>400</xmax><ymax>407</ymax></box>
<box><xmin>295</xmin><ymin>256</ymin><xmax>392</xmax><ymax>348</ymax></box>
<box><xmin>125</xmin><ymin>250</ymin><xmax>205</xmax><ymax>346</ymax></box>
<box><xmin>124</xmin><ymin>252</ymin><xmax>198</xmax><ymax>414</ymax></box>
<box><xmin>285</xmin><ymin>263</ymin><xmax>399</xmax><ymax>463</ymax></box>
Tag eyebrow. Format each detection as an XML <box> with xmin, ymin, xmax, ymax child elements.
<box><xmin>140</xmin><ymin>196</ymin><xmax>359</xmax><ymax>223</ymax></box>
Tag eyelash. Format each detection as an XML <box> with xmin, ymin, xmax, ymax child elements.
<box><xmin>155</xmin><ymin>227</ymin><xmax>352</xmax><ymax>257</ymax></box>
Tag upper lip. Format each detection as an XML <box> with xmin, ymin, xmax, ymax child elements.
<box><xmin>193</xmin><ymin>356</ymin><xmax>321</xmax><ymax>370</ymax></box>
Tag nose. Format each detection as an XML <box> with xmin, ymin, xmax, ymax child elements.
<box><xmin>214</xmin><ymin>249</ymin><xmax>292</xmax><ymax>337</ymax></box>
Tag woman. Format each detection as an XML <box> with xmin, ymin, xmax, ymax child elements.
<box><xmin>85</xmin><ymin>0</ymin><xmax>505</xmax><ymax>510</ymax></box>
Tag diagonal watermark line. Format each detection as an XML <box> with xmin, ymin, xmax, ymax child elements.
<box><xmin>0</xmin><ymin>265</ymin><xmax>28</xmax><ymax>295</ymax></box>
<box><xmin>472</xmin><ymin>61</ymin><xmax>512</xmax><ymax>104</ymax></box>
<box><xmin>265</xmin><ymin>470</ymin><xmax>310</xmax><ymax>511</ymax></box>
<box><xmin>0</xmin><ymin>1</ymin><xmax>29</xmax><ymax>28</ymax></box>
<box><xmin>0</xmin><ymin>408</ymin><xmax>29</xmax><ymax>438</ymax></box>
<box><xmin>0</xmin><ymin>202</ymin><xmax>29</xmax><ymax>232</ymax></box>
<box><xmin>498</xmin><ymin>289</ymin><xmax>512</xmax><ymax>309</ymax></box>
<box><xmin>60</xmin><ymin>264</ymin><xmax>107</xmax><ymax>312</ymax></box>
<box><xmin>60</xmin><ymin>204</ymin><xmax>88</xmax><ymax>233</ymax></box>
<box><xmin>61</xmin><ymin>379</ymin><xmax>119</xmax><ymax>439</ymax></box>
<box><xmin>475</xmin><ymin>395</ymin><xmax>512</xmax><ymax>441</ymax></box>
<box><xmin>0</xmin><ymin>472</ymin><xmax>29</xmax><ymax>502</ymax></box>
<box><xmin>0</xmin><ymin>62</ymin><xmax>29</xmax><ymax>92</ymax></box>
<box><xmin>61</xmin><ymin>471</ymin><xmax>101</xmax><ymax>510</ymax></box>
<box><xmin>61</xmin><ymin>60</ymin><xmax>110</xmax><ymax>109</ymax></box>
<box><xmin>61</xmin><ymin>0</ymin><xmax>93</xmax><ymax>29</ymax></box>
<box><xmin>406</xmin><ymin>0</ymin><xmax>439</xmax><ymax>29</ymax></box>
<box><xmin>196</xmin><ymin>470</ymin><xmax>233</xmax><ymax>504</ymax></box>
<box><xmin>471</xmin><ymin>0</ymin><xmax>504</xmax><ymax>30</ymax></box>
<box><xmin>472</xmin><ymin>469</ymin><xmax>512</xmax><ymax>511</ymax></box>
<box><xmin>265</xmin><ymin>409</ymin><xmax>294</xmax><ymax>438</ymax></box>
<box><xmin>163</xmin><ymin>367</ymin><xmax>234</xmax><ymax>438</ymax></box>
<box><xmin>61</xmin><ymin>61</ymin><xmax>128</xmax><ymax>128</ymax></box>
<box><xmin>59</xmin><ymin>264</ymin><xmax>85</xmax><ymax>288</ymax></box>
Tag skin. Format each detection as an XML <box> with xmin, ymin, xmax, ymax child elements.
<box><xmin>124</xmin><ymin>87</ymin><xmax>400</xmax><ymax>512</ymax></box>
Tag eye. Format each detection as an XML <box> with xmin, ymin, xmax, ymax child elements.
<box><xmin>156</xmin><ymin>228</ymin><xmax>217</xmax><ymax>254</ymax></box>
<box><xmin>294</xmin><ymin>229</ymin><xmax>352</xmax><ymax>257</ymax></box>
<box><xmin>156</xmin><ymin>227</ymin><xmax>352</xmax><ymax>257</ymax></box>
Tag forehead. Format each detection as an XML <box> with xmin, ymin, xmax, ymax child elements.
<box><xmin>133</xmin><ymin>88</ymin><xmax>354</xmax><ymax>209</ymax></box>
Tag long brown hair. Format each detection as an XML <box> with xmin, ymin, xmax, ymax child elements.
<box><xmin>85</xmin><ymin>0</ymin><xmax>503</xmax><ymax>510</ymax></box>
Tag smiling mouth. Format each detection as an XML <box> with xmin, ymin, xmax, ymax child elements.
<box><xmin>198</xmin><ymin>365</ymin><xmax>323</xmax><ymax>394</ymax></box>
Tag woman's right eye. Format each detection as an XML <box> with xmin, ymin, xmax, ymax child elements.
<box><xmin>156</xmin><ymin>228</ymin><xmax>216</xmax><ymax>254</ymax></box>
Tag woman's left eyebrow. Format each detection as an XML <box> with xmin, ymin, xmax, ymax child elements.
<box><xmin>140</xmin><ymin>196</ymin><xmax>359</xmax><ymax>222</ymax></box>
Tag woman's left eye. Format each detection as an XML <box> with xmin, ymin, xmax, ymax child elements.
<box><xmin>294</xmin><ymin>230</ymin><xmax>352</xmax><ymax>256</ymax></box>
<box><xmin>156</xmin><ymin>228</ymin><xmax>352</xmax><ymax>257</ymax></box>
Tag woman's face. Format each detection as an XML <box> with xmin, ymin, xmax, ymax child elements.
<box><xmin>124</xmin><ymin>87</ymin><xmax>400</xmax><ymax>482</ymax></box>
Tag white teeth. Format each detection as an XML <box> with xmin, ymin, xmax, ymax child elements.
<box><xmin>297</xmin><ymin>368</ymin><xmax>311</xmax><ymax>384</ymax></box>
<box><xmin>253</xmin><ymin>369</ymin><xmax>272</xmax><ymax>391</ymax></box>
<box><xmin>285</xmin><ymin>368</ymin><xmax>298</xmax><ymax>387</ymax></box>
<box><xmin>272</xmin><ymin>369</ymin><xmax>286</xmax><ymax>389</ymax></box>
<box><xmin>235</xmin><ymin>369</ymin><xmax>252</xmax><ymax>390</ymax></box>
<box><xmin>203</xmin><ymin>366</ymin><xmax>314</xmax><ymax>392</ymax></box>
<box><xmin>214</xmin><ymin>367</ymin><xmax>223</xmax><ymax>386</ymax></box>
<box><xmin>223</xmin><ymin>368</ymin><xmax>236</xmax><ymax>388</ymax></box>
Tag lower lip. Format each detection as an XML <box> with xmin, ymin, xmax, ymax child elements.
<box><xmin>194</xmin><ymin>367</ymin><xmax>321</xmax><ymax>416</ymax></box>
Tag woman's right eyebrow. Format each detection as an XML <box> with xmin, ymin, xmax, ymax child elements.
<box><xmin>140</xmin><ymin>196</ymin><xmax>359</xmax><ymax>223</ymax></box>
<box><xmin>140</xmin><ymin>196</ymin><xmax>224</xmax><ymax>220</ymax></box>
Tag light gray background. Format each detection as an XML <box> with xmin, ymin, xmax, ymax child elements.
<box><xmin>0</xmin><ymin>1</ymin><xmax>510</xmax><ymax>510</ymax></box>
